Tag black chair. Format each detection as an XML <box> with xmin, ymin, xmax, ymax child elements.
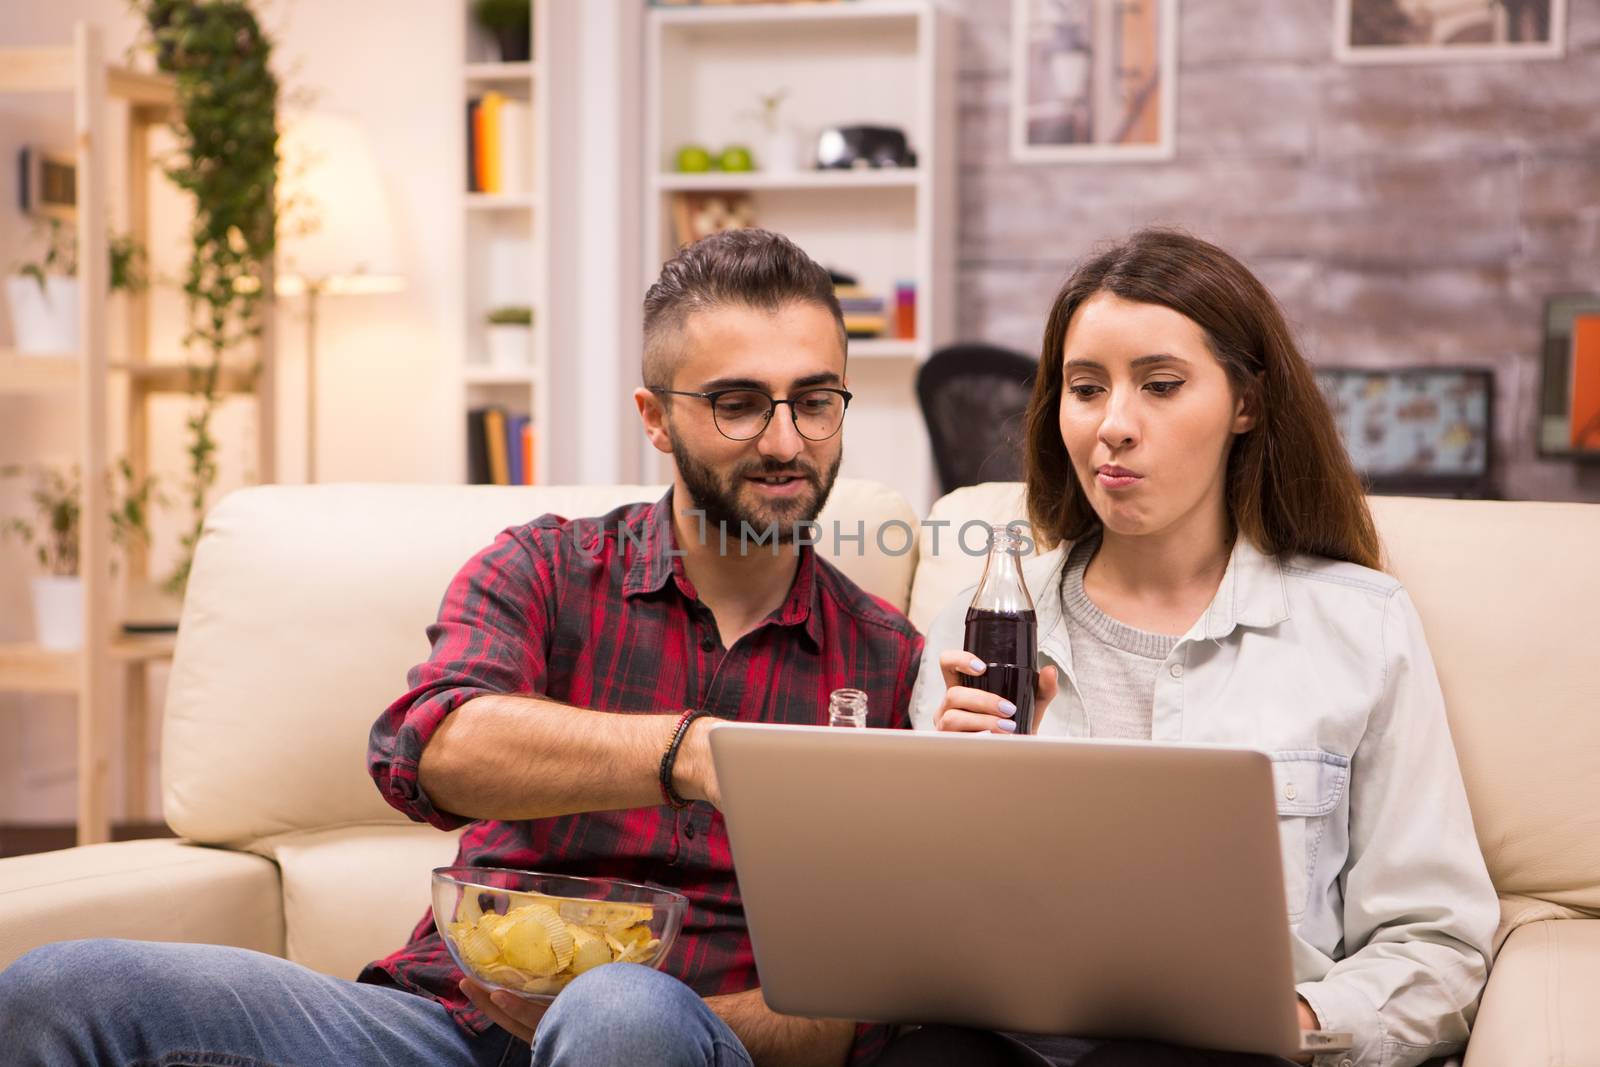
<box><xmin>916</xmin><ymin>343</ymin><xmax>1039</xmax><ymax>495</ymax></box>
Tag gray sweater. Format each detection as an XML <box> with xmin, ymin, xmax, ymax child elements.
<box><xmin>1060</xmin><ymin>532</ymin><xmax>1176</xmax><ymax>740</ymax></box>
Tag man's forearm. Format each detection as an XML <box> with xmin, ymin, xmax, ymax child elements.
<box><xmin>707</xmin><ymin>989</ymin><xmax>854</xmax><ymax>1067</ymax></box>
<box><xmin>417</xmin><ymin>694</ymin><xmax>714</xmax><ymax>821</ymax></box>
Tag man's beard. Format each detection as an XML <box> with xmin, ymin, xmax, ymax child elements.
<box><xmin>669</xmin><ymin>429</ymin><xmax>841</xmax><ymax>547</ymax></box>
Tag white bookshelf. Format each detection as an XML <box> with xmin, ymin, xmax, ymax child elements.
<box><xmin>459</xmin><ymin>1</ymin><xmax>550</xmax><ymax>484</ymax></box>
<box><xmin>642</xmin><ymin>0</ymin><xmax>956</xmax><ymax>509</ymax></box>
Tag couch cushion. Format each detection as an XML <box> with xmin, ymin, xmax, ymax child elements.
<box><xmin>1463</xmin><ymin>919</ymin><xmax>1600</xmax><ymax>1067</ymax></box>
<box><xmin>1368</xmin><ymin>496</ymin><xmax>1600</xmax><ymax>925</ymax></box>
<box><xmin>249</xmin><ymin>824</ymin><xmax>463</xmax><ymax>980</ymax></box>
<box><xmin>0</xmin><ymin>839</ymin><xmax>283</xmax><ymax>968</ymax></box>
<box><xmin>164</xmin><ymin>480</ymin><xmax>918</xmax><ymax>845</ymax></box>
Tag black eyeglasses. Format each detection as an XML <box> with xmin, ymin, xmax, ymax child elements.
<box><xmin>651</xmin><ymin>387</ymin><xmax>853</xmax><ymax>442</ymax></box>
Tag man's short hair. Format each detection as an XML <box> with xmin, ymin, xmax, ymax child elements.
<box><xmin>642</xmin><ymin>228</ymin><xmax>847</xmax><ymax>390</ymax></box>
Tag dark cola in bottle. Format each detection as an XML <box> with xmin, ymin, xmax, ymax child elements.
<box><xmin>962</xmin><ymin>525</ymin><xmax>1039</xmax><ymax>734</ymax></box>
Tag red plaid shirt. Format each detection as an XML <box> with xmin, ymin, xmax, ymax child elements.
<box><xmin>361</xmin><ymin>491</ymin><xmax>923</xmax><ymax>1060</ymax></box>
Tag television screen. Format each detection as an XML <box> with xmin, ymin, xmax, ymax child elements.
<box><xmin>1313</xmin><ymin>367</ymin><xmax>1494</xmax><ymax>496</ymax></box>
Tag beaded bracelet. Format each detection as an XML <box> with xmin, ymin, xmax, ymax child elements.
<box><xmin>659</xmin><ymin>708</ymin><xmax>709</xmax><ymax>809</ymax></box>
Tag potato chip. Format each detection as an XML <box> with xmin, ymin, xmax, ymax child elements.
<box><xmin>557</xmin><ymin>899</ymin><xmax>654</xmax><ymax>932</ymax></box>
<box><xmin>568</xmin><ymin>926</ymin><xmax>613</xmax><ymax>975</ymax></box>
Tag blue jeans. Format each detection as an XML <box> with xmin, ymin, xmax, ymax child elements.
<box><xmin>0</xmin><ymin>940</ymin><xmax>752</xmax><ymax>1067</ymax></box>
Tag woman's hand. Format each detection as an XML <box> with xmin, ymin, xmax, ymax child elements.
<box><xmin>933</xmin><ymin>650</ymin><xmax>1058</xmax><ymax>733</ymax></box>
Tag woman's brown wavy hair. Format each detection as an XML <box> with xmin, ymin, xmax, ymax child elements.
<box><xmin>1023</xmin><ymin>228</ymin><xmax>1381</xmax><ymax>570</ymax></box>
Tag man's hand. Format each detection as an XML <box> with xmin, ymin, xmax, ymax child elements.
<box><xmin>460</xmin><ymin>976</ymin><xmax>546</xmax><ymax>1044</ymax></box>
<box><xmin>705</xmin><ymin>987</ymin><xmax>853</xmax><ymax>1067</ymax></box>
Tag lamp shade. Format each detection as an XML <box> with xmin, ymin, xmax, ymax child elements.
<box><xmin>276</xmin><ymin>110</ymin><xmax>405</xmax><ymax>293</ymax></box>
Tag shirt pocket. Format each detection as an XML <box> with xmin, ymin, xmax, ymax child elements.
<box><xmin>1268</xmin><ymin>751</ymin><xmax>1351</xmax><ymax>924</ymax></box>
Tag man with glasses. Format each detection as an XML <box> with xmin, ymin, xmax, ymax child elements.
<box><xmin>0</xmin><ymin>230</ymin><xmax>921</xmax><ymax>1067</ymax></box>
<box><xmin>377</xmin><ymin>227</ymin><xmax>923</xmax><ymax>1067</ymax></box>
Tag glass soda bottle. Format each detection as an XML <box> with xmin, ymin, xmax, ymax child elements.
<box><xmin>962</xmin><ymin>525</ymin><xmax>1039</xmax><ymax>734</ymax></box>
<box><xmin>828</xmin><ymin>688</ymin><xmax>869</xmax><ymax>728</ymax></box>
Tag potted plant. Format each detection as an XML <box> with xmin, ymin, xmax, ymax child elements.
<box><xmin>1</xmin><ymin>460</ymin><xmax>158</xmax><ymax>651</ymax></box>
<box><xmin>473</xmin><ymin>0</ymin><xmax>532</xmax><ymax>63</ymax></box>
<box><xmin>750</xmin><ymin>87</ymin><xmax>802</xmax><ymax>175</ymax></box>
<box><xmin>4</xmin><ymin>218</ymin><xmax>149</xmax><ymax>355</ymax></box>
<box><xmin>486</xmin><ymin>305</ymin><xmax>534</xmax><ymax>367</ymax></box>
<box><xmin>141</xmin><ymin>0</ymin><xmax>279</xmax><ymax>596</ymax></box>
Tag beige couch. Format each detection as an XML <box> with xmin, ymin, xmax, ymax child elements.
<box><xmin>0</xmin><ymin>480</ymin><xmax>1595</xmax><ymax>1065</ymax></box>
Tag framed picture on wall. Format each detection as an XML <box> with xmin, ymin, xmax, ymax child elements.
<box><xmin>1010</xmin><ymin>0</ymin><xmax>1178</xmax><ymax>164</ymax></box>
<box><xmin>1538</xmin><ymin>294</ymin><xmax>1600</xmax><ymax>460</ymax></box>
<box><xmin>1314</xmin><ymin>366</ymin><xmax>1496</xmax><ymax>497</ymax></box>
<box><xmin>1335</xmin><ymin>0</ymin><xmax>1567</xmax><ymax>63</ymax></box>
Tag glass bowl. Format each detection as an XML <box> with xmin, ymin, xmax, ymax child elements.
<box><xmin>432</xmin><ymin>866</ymin><xmax>688</xmax><ymax>1002</ymax></box>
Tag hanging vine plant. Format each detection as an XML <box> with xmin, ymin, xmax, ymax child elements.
<box><xmin>140</xmin><ymin>0</ymin><xmax>279</xmax><ymax>594</ymax></box>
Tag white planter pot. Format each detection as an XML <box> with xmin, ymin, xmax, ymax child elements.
<box><xmin>760</xmin><ymin>128</ymin><xmax>805</xmax><ymax>175</ymax></box>
<box><xmin>4</xmin><ymin>274</ymin><xmax>80</xmax><ymax>355</ymax></box>
<box><xmin>31</xmin><ymin>575</ymin><xmax>84</xmax><ymax>651</ymax></box>
<box><xmin>486</xmin><ymin>324</ymin><xmax>531</xmax><ymax>368</ymax></box>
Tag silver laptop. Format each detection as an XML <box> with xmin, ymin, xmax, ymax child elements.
<box><xmin>709</xmin><ymin>724</ymin><xmax>1353</xmax><ymax>1059</ymax></box>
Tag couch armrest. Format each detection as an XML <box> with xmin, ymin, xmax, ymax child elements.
<box><xmin>0</xmin><ymin>839</ymin><xmax>284</xmax><ymax>970</ymax></box>
<box><xmin>1465</xmin><ymin>919</ymin><xmax>1600</xmax><ymax>1067</ymax></box>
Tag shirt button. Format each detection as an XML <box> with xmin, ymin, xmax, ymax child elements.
<box><xmin>1169</xmin><ymin>663</ymin><xmax>1184</xmax><ymax>679</ymax></box>
<box><xmin>684</xmin><ymin>822</ymin><xmax>696</xmax><ymax>839</ymax></box>
<box><xmin>1285</xmin><ymin>783</ymin><xmax>1298</xmax><ymax>801</ymax></box>
<box><xmin>700</xmin><ymin>636</ymin><xmax>716</xmax><ymax>652</ymax></box>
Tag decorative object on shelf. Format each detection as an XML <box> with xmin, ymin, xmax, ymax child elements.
<box><xmin>17</xmin><ymin>145</ymin><xmax>77</xmax><ymax>219</ymax></box>
<box><xmin>815</xmin><ymin>125</ymin><xmax>915</xmax><ymax>170</ymax></box>
<box><xmin>1314</xmin><ymin>366</ymin><xmax>1496</xmax><ymax>498</ymax></box>
<box><xmin>669</xmin><ymin>192</ymin><xmax>756</xmax><ymax>248</ymax></box>
<box><xmin>473</xmin><ymin>0</ymin><xmax>532</xmax><ymax>63</ymax></box>
<box><xmin>1335</xmin><ymin>0</ymin><xmax>1566</xmax><ymax>63</ymax></box>
<box><xmin>894</xmin><ymin>280</ymin><xmax>916</xmax><ymax>341</ymax></box>
<box><xmin>749</xmin><ymin>88</ymin><xmax>803</xmax><ymax>175</ymax></box>
<box><xmin>275</xmin><ymin>110</ymin><xmax>406</xmax><ymax>483</ymax></box>
<box><xmin>716</xmin><ymin>145</ymin><xmax>754</xmax><ymax>172</ymax></box>
<box><xmin>1538</xmin><ymin>294</ymin><xmax>1600</xmax><ymax>458</ymax></box>
<box><xmin>4</xmin><ymin>217</ymin><xmax>147</xmax><ymax>355</ymax></box>
<box><xmin>1011</xmin><ymin>0</ymin><xmax>1176</xmax><ymax>163</ymax></box>
<box><xmin>670</xmin><ymin>143</ymin><xmax>760</xmax><ymax>174</ymax></box>
<box><xmin>674</xmin><ymin>144</ymin><xmax>714</xmax><ymax>173</ymax></box>
<box><xmin>486</xmin><ymin>305</ymin><xmax>534</xmax><ymax>368</ymax></box>
<box><xmin>140</xmin><ymin>0</ymin><xmax>279</xmax><ymax>594</ymax></box>
<box><xmin>1</xmin><ymin>460</ymin><xmax>160</xmax><ymax>650</ymax></box>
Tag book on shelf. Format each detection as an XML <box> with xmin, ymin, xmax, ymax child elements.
<box><xmin>484</xmin><ymin>406</ymin><xmax>510</xmax><ymax>484</ymax></box>
<box><xmin>467</xmin><ymin>408</ymin><xmax>490</xmax><ymax>483</ymax></box>
<box><xmin>467</xmin><ymin>406</ymin><xmax>538</xmax><ymax>485</ymax></box>
<box><xmin>465</xmin><ymin>91</ymin><xmax>531</xmax><ymax>196</ymax></box>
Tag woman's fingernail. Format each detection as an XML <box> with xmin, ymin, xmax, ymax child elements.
<box><xmin>969</xmin><ymin>658</ymin><xmax>985</xmax><ymax>673</ymax></box>
<box><xmin>996</xmin><ymin>719</ymin><xmax>1018</xmax><ymax>733</ymax></box>
<box><xmin>997</xmin><ymin>700</ymin><xmax>1017</xmax><ymax>717</ymax></box>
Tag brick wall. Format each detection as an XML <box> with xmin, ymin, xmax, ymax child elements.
<box><xmin>951</xmin><ymin>0</ymin><xmax>1600</xmax><ymax>501</ymax></box>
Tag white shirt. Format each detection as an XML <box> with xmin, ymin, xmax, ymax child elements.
<box><xmin>910</xmin><ymin>535</ymin><xmax>1500</xmax><ymax>1067</ymax></box>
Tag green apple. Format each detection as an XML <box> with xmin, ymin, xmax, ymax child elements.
<box><xmin>717</xmin><ymin>145</ymin><xmax>754</xmax><ymax>172</ymax></box>
<box><xmin>675</xmin><ymin>145</ymin><xmax>713</xmax><ymax>173</ymax></box>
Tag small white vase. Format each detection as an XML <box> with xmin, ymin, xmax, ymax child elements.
<box><xmin>486</xmin><ymin>324</ymin><xmax>531</xmax><ymax>368</ymax></box>
<box><xmin>760</xmin><ymin>128</ymin><xmax>805</xmax><ymax>175</ymax></box>
<box><xmin>31</xmin><ymin>575</ymin><xmax>84</xmax><ymax>651</ymax></box>
<box><xmin>4</xmin><ymin>274</ymin><xmax>80</xmax><ymax>355</ymax></box>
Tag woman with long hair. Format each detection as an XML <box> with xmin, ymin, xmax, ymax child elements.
<box><xmin>892</xmin><ymin>230</ymin><xmax>1497</xmax><ymax>1067</ymax></box>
